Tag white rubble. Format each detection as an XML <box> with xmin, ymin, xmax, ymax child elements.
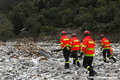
<box><xmin>0</xmin><ymin>41</ymin><xmax>119</xmax><ymax>80</ymax></box>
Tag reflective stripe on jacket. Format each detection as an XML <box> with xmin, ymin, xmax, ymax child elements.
<box><xmin>81</xmin><ymin>36</ymin><xmax>95</xmax><ymax>57</ymax></box>
<box><xmin>101</xmin><ymin>37</ymin><xmax>110</xmax><ymax>49</ymax></box>
<box><xmin>60</xmin><ymin>35</ymin><xmax>71</xmax><ymax>49</ymax></box>
<box><xmin>109</xmin><ymin>47</ymin><xmax>112</xmax><ymax>55</ymax></box>
<box><xmin>70</xmin><ymin>37</ymin><xmax>81</xmax><ymax>52</ymax></box>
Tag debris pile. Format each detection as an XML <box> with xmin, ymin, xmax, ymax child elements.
<box><xmin>0</xmin><ymin>41</ymin><xmax>120</xmax><ymax>80</ymax></box>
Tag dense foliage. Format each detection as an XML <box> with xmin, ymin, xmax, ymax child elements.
<box><xmin>0</xmin><ymin>0</ymin><xmax>120</xmax><ymax>40</ymax></box>
<box><xmin>0</xmin><ymin>14</ymin><xmax>14</xmax><ymax>40</ymax></box>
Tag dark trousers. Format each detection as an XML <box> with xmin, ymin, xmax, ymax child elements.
<box><xmin>63</xmin><ymin>47</ymin><xmax>70</xmax><ymax>68</ymax></box>
<box><xmin>83</xmin><ymin>56</ymin><xmax>93</xmax><ymax>69</ymax></box>
<box><xmin>71</xmin><ymin>51</ymin><xmax>79</xmax><ymax>62</ymax></box>
<box><xmin>103</xmin><ymin>49</ymin><xmax>116</xmax><ymax>62</ymax></box>
<box><xmin>83</xmin><ymin>56</ymin><xmax>96</xmax><ymax>77</ymax></box>
<box><xmin>103</xmin><ymin>49</ymin><xmax>110</xmax><ymax>60</ymax></box>
<box><xmin>71</xmin><ymin>51</ymin><xmax>80</xmax><ymax>67</ymax></box>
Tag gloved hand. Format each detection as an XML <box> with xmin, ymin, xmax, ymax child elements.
<box><xmin>80</xmin><ymin>52</ymin><xmax>83</xmax><ymax>59</ymax></box>
<box><xmin>100</xmin><ymin>47</ymin><xmax>103</xmax><ymax>51</ymax></box>
<box><xmin>66</xmin><ymin>47</ymin><xmax>69</xmax><ymax>51</ymax></box>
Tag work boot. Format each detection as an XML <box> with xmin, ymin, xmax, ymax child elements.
<box><xmin>64</xmin><ymin>63</ymin><xmax>67</xmax><ymax>69</ymax></box>
<box><xmin>64</xmin><ymin>66</ymin><xmax>68</xmax><ymax>69</ymax></box>
<box><xmin>89</xmin><ymin>71</ymin><xmax>92</xmax><ymax>76</ymax></box>
<box><xmin>77</xmin><ymin>61</ymin><xmax>80</xmax><ymax>67</ymax></box>
<box><xmin>104</xmin><ymin>60</ymin><xmax>109</xmax><ymax>63</ymax></box>
<box><xmin>89</xmin><ymin>70</ymin><xmax>97</xmax><ymax>76</ymax></box>
<box><xmin>64</xmin><ymin>63</ymin><xmax>69</xmax><ymax>69</ymax></box>
<box><xmin>67</xmin><ymin>63</ymin><xmax>70</xmax><ymax>69</ymax></box>
<box><xmin>88</xmin><ymin>67</ymin><xmax>97</xmax><ymax>76</ymax></box>
<box><xmin>73</xmin><ymin>60</ymin><xmax>76</xmax><ymax>65</ymax></box>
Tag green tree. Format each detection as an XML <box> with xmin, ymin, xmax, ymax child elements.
<box><xmin>74</xmin><ymin>7</ymin><xmax>96</xmax><ymax>27</ymax></box>
<box><xmin>78</xmin><ymin>7</ymin><xmax>88</xmax><ymax>15</ymax></box>
<box><xmin>59</xmin><ymin>0</ymin><xmax>71</xmax><ymax>10</ymax></box>
<box><xmin>8</xmin><ymin>1</ymin><xmax>34</xmax><ymax>35</ymax></box>
<box><xmin>78</xmin><ymin>0</ymin><xmax>97</xmax><ymax>7</ymax></box>
<box><xmin>34</xmin><ymin>0</ymin><xmax>47</xmax><ymax>11</ymax></box>
<box><xmin>0</xmin><ymin>0</ymin><xmax>26</xmax><ymax>13</ymax></box>
<box><xmin>46</xmin><ymin>0</ymin><xmax>61</xmax><ymax>8</ymax></box>
<box><xmin>107</xmin><ymin>1</ymin><xmax>118</xmax><ymax>21</ymax></box>
<box><xmin>74</xmin><ymin>7</ymin><xmax>88</xmax><ymax>26</ymax></box>
<box><xmin>96</xmin><ymin>0</ymin><xmax>107</xmax><ymax>7</ymax></box>
<box><xmin>41</xmin><ymin>25</ymin><xmax>55</xmax><ymax>35</ymax></box>
<box><xmin>80</xmin><ymin>13</ymin><xmax>97</xmax><ymax>31</ymax></box>
<box><xmin>95</xmin><ymin>6</ymin><xmax>109</xmax><ymax>23</ymax></box>
<box><xmin>62</xmin><ymin>8</ymin><xmax>74</xmax><ymax>27</ymax></box>
<box><xmin>56</xmin><ymin>11</ymin><xmax>63</xmax><ymax>27</ymax></box>
<box><xmin>0</xmin><ymin>14</ymin><xmax>14</xmax><ymax>41</ymax></box>
<box><xmin>74</xmin><ymin>14</ymin><xmax>82</xmax><ymax>26</ymax></box>
<box><xmin>112</xmin><ymin>10</ymin><xmax>120</xmax><ymax>29</ymax></box>
<box><xmin>46</xmin><ymin>7</ymin><xmax>58</xmax><ymax>26</ymax></box>
<box><xmin>24</xmin><ymin>14</ymin><xmax>41</xmax><ymax>34</ymax></box>
<box><xmin>0</xmin><ymin>0</ymin><xmax>119</xmax><ymax>38</ymax></box>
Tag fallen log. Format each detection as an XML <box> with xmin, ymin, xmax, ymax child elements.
<box><xmin>38</xmin><ymin>49</ymin><xmax>52</xmax><ymax>58</ymax></box>
<box><xmin>51</xmin><ymin>49</ymin><xmax>61</xmax><ymax>52</ymax></box>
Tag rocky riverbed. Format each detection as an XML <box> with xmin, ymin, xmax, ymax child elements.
<box><xmin>0</xmin><ymin>41</ymin><xmax>120</xmax><ymax>80</ymax></box>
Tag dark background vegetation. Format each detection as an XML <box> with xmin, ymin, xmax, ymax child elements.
<box><xmin>0</xmin><ymin>0</ymin><xmax>120</xmax><ymax>42</ymax></box>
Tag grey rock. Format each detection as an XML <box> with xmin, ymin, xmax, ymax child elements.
<box><xmin>0</xmin><ymin>42</ymin><xmax>119</xmax><ymax>80</ymax></box>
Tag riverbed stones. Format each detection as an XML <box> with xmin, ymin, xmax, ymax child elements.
<box><xmin>0</xmin><ymin>41</ymin><xmax>119</xmax><ymax>80</ymax></box>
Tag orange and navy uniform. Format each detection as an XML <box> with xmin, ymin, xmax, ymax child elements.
<box><xmin>70</xmin><ymin>37</ymin><xmax>81</xmax><ymax>52</ymax></box>
<box><xmin>101</xmin><ymin>37</ymin><xmax>110</xmax><ymax>49</ymax></box>
<box><xmin>60</xmin><ymin>34</ymin><xmax>71</xmax><ymax>69</ymax></box>
<box><xmin>81</xmin><ymin>36</ymin><xmax>95</xmax><ymax>57</ymax></box>
<box><xmin>60</xmin><ymin>35</ymin><xmax>71</xmax><ymax>49</ymax></box>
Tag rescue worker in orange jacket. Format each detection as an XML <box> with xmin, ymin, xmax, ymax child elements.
<box><xmin>60</xmin><ymin>31</ymin><xmax>71</xmax><ymax>69</ymax></box>
<box><xmin>100</xmin><ymin>34</ymin><xmax>116</xmax><ymax>63</ymax></box>
<box><xmin>80</xmin><ymin>30</ymin><xmax>96</xmax><ymax>76</ymax></box>
<box><xmin>70</xmin><ymin>33</ymin><xmax>81</xmax><ymax>67</ymax></box>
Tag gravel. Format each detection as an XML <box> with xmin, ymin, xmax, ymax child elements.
<box><xmin>0</xmin><ymin>41</ymin><xmax>119</xmax><ymax>80</ymax></box>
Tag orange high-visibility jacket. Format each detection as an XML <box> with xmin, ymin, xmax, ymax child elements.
<box><xmin>109</xmin><ymin>47</ymin><xmax>112</xmax><ymax>55</ymax></box>
<box><xmin>60</xmin><ymin>35</ymin><xmax>71</xmax><ymax>49</ymax></box>
<box><xmin>70</xmin><ymin>37</ymin><xmax>81</xmax><ymax>52</ymax></box>
<box><xmin>81</xmin><ymin>36</ymin><xmax>95</xmax><ymax>57</ymax></box>
<box><xmin>101</xmin><ymin>37</ymin><xmax>110</xmax><ymax>49</ymax></box>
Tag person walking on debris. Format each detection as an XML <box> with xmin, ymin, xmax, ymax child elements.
<box><xmin>80</xmin><ymin>30</ymin><xmax>96</xmax><ymax>76</ymax></box>
<box><xmin>70</xmin><ymin>33</ymin><xmax>81</xmax><ymax>67</ymax></box>
<box><xmin>100</xmin><ymin>34</ymin><xmax>116</xmax><ymax>63</ymax></box>
<box><xmin>60</xmin><ymin>31</ymin><xmax>71</xmax><ymax>69</ymax></box>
